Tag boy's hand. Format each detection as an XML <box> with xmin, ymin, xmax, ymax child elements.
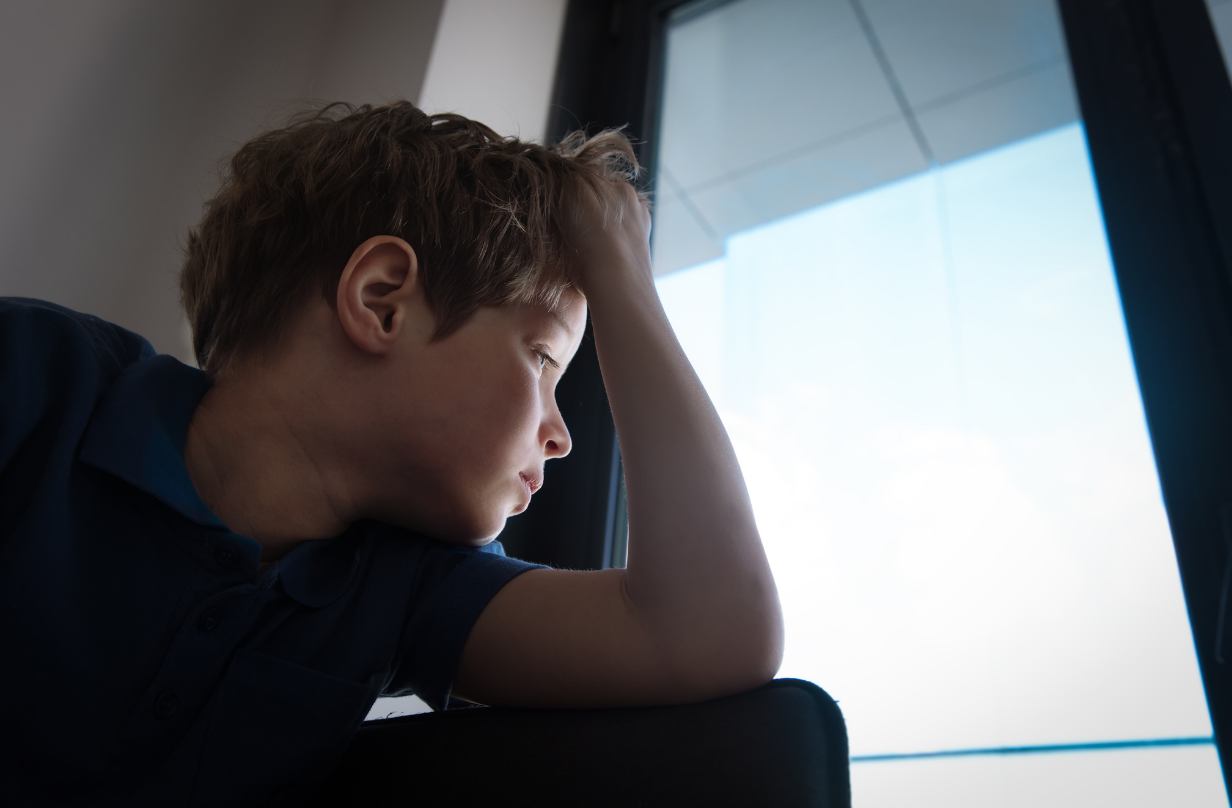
<box><xmin>560</xmin><ymin>179</ymin><xmax>653</xmax><ymax>296</ymax></box>
<box><xmin>454</xmin><ymin>174</ymin><xmax>784</xmax><ymax>709</ymax></box>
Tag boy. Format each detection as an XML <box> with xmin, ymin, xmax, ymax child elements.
<box><xmin>0</xmin><ymin>101</ymin><xmax>782</xmax><ymax>805</ymax></box>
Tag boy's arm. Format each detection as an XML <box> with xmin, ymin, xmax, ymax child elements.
<box><xmin>454</xmin><ymin>182</ymin><xmax>783</xmax><ymax>708</ymax></box>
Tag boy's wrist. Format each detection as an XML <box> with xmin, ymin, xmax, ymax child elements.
<box><xmin>571</xmin><ymin>230</ymin><xmax>654</xmax><ymax>296</ymax></box>
<box><xmin>577</xmin><ymin>256</ymin><xmax>657</xmax><ymax>317</ymax></box>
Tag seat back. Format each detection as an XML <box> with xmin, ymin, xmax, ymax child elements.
<box><xmin>310</xmin><ymin>678</ymin><xmax>850</xmax><ymax>807</ymax></box>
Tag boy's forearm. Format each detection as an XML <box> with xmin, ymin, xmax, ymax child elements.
<box><xmin>584</xmin><ymin>263</ymin><xmax>784</xmax><ymax>694</ymax></box>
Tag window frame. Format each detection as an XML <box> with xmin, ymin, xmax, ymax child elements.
<box><xmin>1059</xmin><ymin>0</ymin><xmax>1232</xmax><ymax>788</ymax></box>
<box><xmin>525</xmin><ymin>0</ymin><xmax>1232</xmax><ymax>793</ymax></box>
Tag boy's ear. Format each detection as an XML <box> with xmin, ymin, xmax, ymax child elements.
<box><xmin>336</xmin><ymin>236</ymin><xmax>420</xmax><ymax>356</ymax></box>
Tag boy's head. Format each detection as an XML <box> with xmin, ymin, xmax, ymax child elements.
<box><xmin>180</xmin><ymin>101</ymin><xmax>639</xmax><ymax>543</ymax></box>
<box><xmin>181</xmin><ymin>100</ymin><xmax>637</xmax><ymax>378</ymax></box>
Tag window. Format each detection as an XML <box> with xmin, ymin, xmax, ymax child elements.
<box><xmin>647</xmin><ymin>0</ymin><xmax>1227</xmax><ymax>803</ymax></box>
<box><xmin>1210</xmin><ymin>0</ymin><xmax>1232</xmax><ymax>73</ymax></box>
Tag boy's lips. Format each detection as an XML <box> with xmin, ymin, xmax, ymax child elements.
<box><xmin>519</xmin><ymin>472</ymin><xmax>543</xmax><ymax>495</ymax></box>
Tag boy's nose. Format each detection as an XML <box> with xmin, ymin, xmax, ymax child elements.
<box><xmin>543</xmin><ymin>407</ymin><xmax>572</xmax><ymax>459</ymax></box>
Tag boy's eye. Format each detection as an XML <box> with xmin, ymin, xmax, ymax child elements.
<box><xmin>535</xmin><ymin>348</ymin><xmax>559</xmax><ymax>372</ymax></box>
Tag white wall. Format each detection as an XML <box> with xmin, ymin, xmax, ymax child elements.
<box><xmin>418</xmin><ymin>0</ymin><xmax>568</xmax><ymax>143</ymax></box>
<box><xmin>0</xmin><ymin>0</ymin><xmax>445</xmax><ymax>361</ymax></box>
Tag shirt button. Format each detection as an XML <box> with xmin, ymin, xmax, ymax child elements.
<box><xmin>153</xmin><ymin>690</ymin><xmax>179</xmax><ymax>719</ymax></box>
<box><xmin>197</xmin><ymin>606</ymin><xmax>223</xmax><ymax>632</ymax></box>
<box><xmin>214</xmin><ymin>544</ymin><xmax>238</xmax><ymax>568</ymax></box>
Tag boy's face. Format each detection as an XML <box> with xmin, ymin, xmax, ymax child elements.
<box><xmin>370</xmin><ymin>289</ymin><xmax>587</xmax><ymax>544</ymax></box>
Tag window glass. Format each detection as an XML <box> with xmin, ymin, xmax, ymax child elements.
<box><xmin>653</xmin><ymin>0</ymin><xmax>1227</xmax><ymax>803</ymax></box>
<box><xmin>851</xmin><ymin>744</ymin><xmax>1228</xmax><ymax>807</ymax></box>
<box><xmin>1209</xmin><ymin>0</ymin><xmax>1232</xmax><ymax>74</ymax></box>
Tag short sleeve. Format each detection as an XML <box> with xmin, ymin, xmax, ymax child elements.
<box><xmin>388</xmin><ymin>542</ymin><xmax>545</xmax><ymax>711</ymax></box>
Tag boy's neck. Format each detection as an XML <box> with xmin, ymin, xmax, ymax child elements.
<box><xmin>183</xmin><ymin>371</ymin><xmax>358</xmax><ymax>561</ymax></box>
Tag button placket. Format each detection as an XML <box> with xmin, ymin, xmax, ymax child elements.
<box><xmin>116</xmin><ymin>586</ymin><xmax>264</xmax><ymax>758</ymax></box>
<box><xmin>214</xmin><ymin>543</ymin><xmax>238</xmax><ymax>570</ymax></box>
<box><xmin>197</xmin><ymin>605</ymin><xmax>223</xmax><ymax>632</ymax></box>
<box><xmin>153</xmin><ymin>690</ymin><xmax>179</xmax><ymax>719</ymax></box>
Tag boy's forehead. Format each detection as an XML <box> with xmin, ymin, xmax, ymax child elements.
<box><xmin>545</xmin><ymin>306</ymin><xmax>582</xmax><ymax>338</ymax></box>
<box><xmin>499</xmin><ymin>289</ymin><xmax>585</xmax><ymax>349</ymax></box>
<box><xmin>542</xmin><ymin>289</ymin><xmax>587</xmax><ymax>338</ymax></box>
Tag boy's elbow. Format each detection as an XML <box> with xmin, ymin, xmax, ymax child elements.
<box><xmin>671</xmin><ymin>593</ymin><xmax>786</xmax><ymax>701</ymax></box>
<box><xmin>719</xmin><ymin>538</ymin><xmax>785</xmax><ymax>691</ymax></box>
<box><xmin>624</xmin><ymin>558</ymin><xmax>785</xmax><ymax>702</ymax></box>
<box><xmin>729</xmin><ymin>598</ymin><xmax>786</xmax><ymax>690</ymax></box>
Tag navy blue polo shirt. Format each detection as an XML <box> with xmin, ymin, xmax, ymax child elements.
<box><xmin>0</xmin><ymin>298</ymin><xmax>543</xmax><ymax>806</ymax></box>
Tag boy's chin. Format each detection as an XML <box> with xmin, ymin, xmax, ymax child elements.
<box><xmin>394</xmin><ymin>498</ymin><xmax>509</xmax><ymax>546</ymax></box>
<box><xmin>432</xmin><ymin>509</ymin><xmax>509</xmax><ymax>547</ymax></box>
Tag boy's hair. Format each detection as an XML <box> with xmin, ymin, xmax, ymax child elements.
<box><xmin>180</xmin><ymin>100</ymin><xmax>639</xmax><ymax>376</ymax></box>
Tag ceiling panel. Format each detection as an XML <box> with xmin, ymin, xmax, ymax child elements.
<box><xmin>861</xmin><ymin>0</ymin><xmax>1068</xmax><ymax>108</ymax></box>
<box><xmin>916</xmin><ymin>59</ymin><xmax>1078</xmax><ymax>166</ymax></box>
<box><xmin>654</xmin><ymin>0</ymin><xmax>1084</xmax><ymax>277</ymax></box>
<box><xmin>652</xmin><ymin>172</ymin><xmax>724</xmax><ymax>275</ymax></box>
<box><xmin>659</xmin><ymin>0</ymin><xmax>900</xmax><ymax>190</ymax></box>
<box><xmin>684</xmin><ymin>119</ymin><xmax>926</xmax><ymax>254</ymax></box>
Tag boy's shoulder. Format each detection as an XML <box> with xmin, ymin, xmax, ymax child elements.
<box><xmin>0</xmin><ymin>298</ymin><xmax>158</xmax><ymax>468</ymax></box>
<box><xmin>0</xmin><ymin>296</ymin><xmax>155</xmax><ymax>371</ymax></box>
<box><xmin>0</xmin><ymin>296</ymin><xmax>157</xmax><ymax>458</ymax></box>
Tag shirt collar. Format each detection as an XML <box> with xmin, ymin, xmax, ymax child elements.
<box><xmin>274</xmin><ymin>525</ymin><xmax>365</xmax><ymax>608</ymax></box>
<box><xmin>79</xmin><ymin>354</ymin><xmax>225</xmax><ymax>529</ymax></box>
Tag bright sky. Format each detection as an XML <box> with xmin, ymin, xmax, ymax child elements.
<box><xmin>656</xmin><ymin>123</ymin><xmax>1227</xmax><ymax>806</ymax></box>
